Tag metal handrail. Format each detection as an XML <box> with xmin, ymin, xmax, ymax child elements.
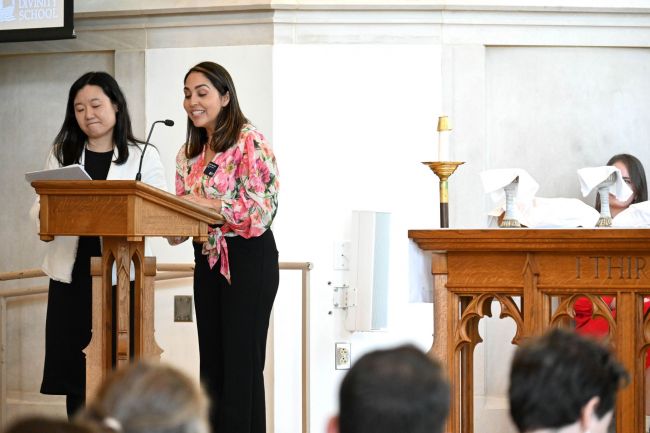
<box><xmin>0</xmin><ymin>261</ymin><xmax>312</xmax><ymax>433</ymax></box>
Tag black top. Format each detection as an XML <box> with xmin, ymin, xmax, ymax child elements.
<box><xmin>77</xmin><ymin>147</ymin><xmax>113</xmax><ymax>263</ymax></box>
<box><xmin>78</xmin><ymin>148</ymin><xmax>113</xmax><ymax>256</ymax></box>
<box><xmin>83</xmin><ymin>147</ymin><xmax>113</xmax><ymax>180</ymax></box>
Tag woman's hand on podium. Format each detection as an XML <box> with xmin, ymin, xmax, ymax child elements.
<box><xmin>182</xmin><ymin>194</ymin><xmax>223</xmax><ymax>213</ymax></box>
<box><xmin>165</xmin><ymin>236</ymin><xmax>188</xmax><ymax>246</ymax></box>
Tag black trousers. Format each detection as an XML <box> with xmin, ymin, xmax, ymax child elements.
<box><xmin>193</xmin><ymin>230</ymin><xmax>279</xmax><ymax>433</ymax></box>
<box><xmin>41</xmin><ymin>235</ymin><xmax>136</xmax><ymax>419</ymax></box>
<box><xmin>41</xmin><ymin>237</ymin><xmax>98</xmax><ymax>419</ymax></box>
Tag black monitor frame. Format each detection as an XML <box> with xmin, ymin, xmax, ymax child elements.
<box><xmin>0</xmin><ymin>0</ymin><xmax>74</xmax><ymax>43</ymax></box>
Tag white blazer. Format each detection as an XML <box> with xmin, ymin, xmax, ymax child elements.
<box><xmin>30</xmin><ymin>144</ymin><xmax>168</xmax><ymax>284</ymax></box>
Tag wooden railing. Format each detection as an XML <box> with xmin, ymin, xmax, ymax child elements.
<box><xmin>0</xmin><ymin>261</ymin><xmax>312</xmax><ymax>432</ymax></box>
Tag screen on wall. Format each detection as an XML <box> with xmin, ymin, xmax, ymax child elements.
<box><xmin>0</xmin><ymin>0</ymin><xmax>74</xmax><ymax>43</ymax></box>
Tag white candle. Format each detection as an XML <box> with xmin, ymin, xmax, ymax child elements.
<box><xmin>438</xmin><ymin>130</ymin><xmax>450</xmax><ymax>161</ymax></box>
<box><xmin>437</xmin><ymin>115</ymin><xmax>452</xmax><ymax>161</ymax></box>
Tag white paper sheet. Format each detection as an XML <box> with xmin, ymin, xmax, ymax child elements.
<box><xmin>25</xmin><ymin>164</ymin><xmax>91</xmax><ymax>182</ymax></box>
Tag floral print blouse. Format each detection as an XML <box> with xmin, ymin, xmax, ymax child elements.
<box><xmin>175</xmin><ymin>124</ymin><xmax>279</xmax><ymax>283</ymax></box>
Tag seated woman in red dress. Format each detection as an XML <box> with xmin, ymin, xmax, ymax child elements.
<box><xmin>575</xmin><ymin>154</ymin><xmax>648</xmax><ymax>344</ymax></box>
<box><xmin>573</xmin><ymin>153</ymin><xmax>648</xmax><ymax>418</ymax></box>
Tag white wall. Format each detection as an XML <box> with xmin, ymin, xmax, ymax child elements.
<box><xmin>272</xmin><ymin>44</ymin><xmax>439</xmax><ymax>431</ymax></box>
<box><xmin>486</xmin><ymin>45</ymin><xmax>650</xmax><ymax>199</ymax></box>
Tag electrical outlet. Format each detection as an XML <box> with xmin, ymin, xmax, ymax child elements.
<box><xmin>174</xmin><ymin>295</ymin><xmax>193</xmax><ymax>322</ymax></box>
<box><xmin>335</xmin><ymin>342</ymin><xmax>351</xmax><ymax>370</ymax></box>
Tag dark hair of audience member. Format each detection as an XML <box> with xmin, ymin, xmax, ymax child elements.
<box><xmin>595</xmin><ymin>153</ymin><xmax>648</xmax><ymax>212</ymax></box>
<box><xmin>76</xmin><ymin>361</ymin><xmax>209</xmax><ymax>433</ymax></box>
<box><xmin>4</xmin><ymin>416</ymin><xmax>98</xmax><ymax>433</ymax></box>
<box><xmin>508</xmin><ymin>328</ymin><xmax>629</xmax><ymax>432</ymax></box>
<box><xmin>338</xmin><ymin>344</ymin><xmax>450</xmax><ymax>433</ymax></box>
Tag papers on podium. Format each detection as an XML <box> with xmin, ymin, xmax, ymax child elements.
<box><xmin>25</xmin><ymin>164</ymin><xmax>91</xmax><ymax>182</ymax></box>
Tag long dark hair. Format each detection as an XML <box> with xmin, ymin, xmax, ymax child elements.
<box><xmin>183</xmin><ymin>62</ymin><xmax>248</xmax><ymax>159</ymax></box>
<box><xmin>53</xmin><ymin>71</ymin><xmax>143</xmax><ymax>166</ymax></box>
<box><xmin>595</xmin><ymin>153</ymin><xmax>648</xmax><ymax>211</ymax></box>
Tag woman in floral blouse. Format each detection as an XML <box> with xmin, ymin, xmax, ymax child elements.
<box><xmin>170</xmin><ymin>61</ymin><xmax>279</xmax><ymax>433</ymax></box>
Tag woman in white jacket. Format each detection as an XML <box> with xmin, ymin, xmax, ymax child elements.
<box><xmin>30</xmin><ymin>72</ymin><xmax>167</xmax><ymax>418</ymax></box>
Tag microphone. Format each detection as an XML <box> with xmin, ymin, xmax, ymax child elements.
<box><xmin>135</xmin><ymin>119</ymin><xmax>174</xmax><ymax>181</ymax></box>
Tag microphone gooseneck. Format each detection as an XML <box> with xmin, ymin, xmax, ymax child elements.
<box><xmin>135</xmin><ymin>119</ymin><xmax>174</xmax><ymax>181</ymax></box>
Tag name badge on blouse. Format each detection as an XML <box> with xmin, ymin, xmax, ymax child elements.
<box><xmin>204</xmin><ymin>162</ymin><xmax>218</xmax><ymax>177</ymax></box>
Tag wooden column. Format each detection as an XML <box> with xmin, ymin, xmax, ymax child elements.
<box><xmin>447</xmin><ymin>290</ymin><xmax>462</xmax><ymax>433</ymax></box>
<box><xmin>614</xmin><ymin>291</ymin><xmax>643</xmax><ymax>432</ymax></box>
<box><xmin>430</xmin><ymin>253</ymin><xmax>449</xmax><ymax>362</ymax></box>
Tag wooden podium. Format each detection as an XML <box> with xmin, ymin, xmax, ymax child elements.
<box><xmin>409</xmin><ymin>229</ymin><xmax>650</xmax><ymax>433</ymax></box>
<box><xmin>32</xmin><ymin>180</ymin><xmax>223</xmax><ymax>398</ymax></box>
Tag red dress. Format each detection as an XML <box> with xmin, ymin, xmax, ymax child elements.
<box><xmin>575</xmin><ymin>296</ymin><xmax>650</xmax><ymax>367</ymax></box>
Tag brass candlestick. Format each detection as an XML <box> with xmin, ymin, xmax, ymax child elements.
<box><xmin>422</xmin><ymin>161</ymin><xmax>465</xmax><ymax>228</ymax></box>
